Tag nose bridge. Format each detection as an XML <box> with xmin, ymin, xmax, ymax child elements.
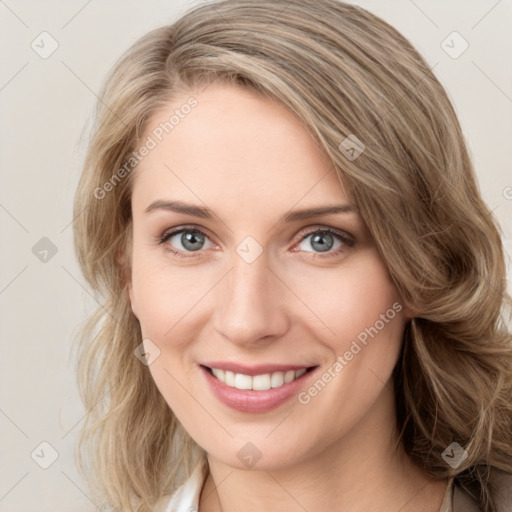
<box><xmin>211</xmin><ymin>246</ymin><xmax>287</xmax><ymax>345</ymax></box>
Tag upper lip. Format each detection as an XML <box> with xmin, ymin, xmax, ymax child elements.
<box><xmin>200</xmin><ymin>362</ymin><xmax>317</xmax><ymax>376</ymax></box>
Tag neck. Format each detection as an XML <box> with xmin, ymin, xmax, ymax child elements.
<box><xmin>199</xmin><ymin>382</ymin><xmax>448</xmax><ymax>512</ymax></box>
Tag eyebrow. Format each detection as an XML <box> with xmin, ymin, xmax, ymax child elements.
<box><xmin>144</xmin><ymin>200</ymin><xmax>357</xmax><ymax>223</ymax></box>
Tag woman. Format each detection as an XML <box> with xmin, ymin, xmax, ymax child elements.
<box><xmin>72</xmin><ymin>1</ymin><xmax>512</xmax><ymax>511</ymax></box>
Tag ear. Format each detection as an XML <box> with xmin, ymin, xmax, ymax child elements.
<box><xmin>127</xmin><ymin>285</ymin><xmax>138</xmax><ymax>319</ymax></box>
<box><xmin>400</xmin><ymin>301</ymin><xmax>420</xmax><ymax>324</ymax></box>
<box><xmin>402</xmin><ymin>306</ymin><xmax>414</xmax><ymax>322</ymax></box>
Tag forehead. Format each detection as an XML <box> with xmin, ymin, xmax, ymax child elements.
<box><xmin>131</xmin><ymin>83</ymin><xmax>349</xmax><ymax>218</ymax></box>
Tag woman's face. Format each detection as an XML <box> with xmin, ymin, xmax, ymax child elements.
<box><xmin>128</xmin><ymin>82</ymin><xmax>410</xmax><ymax>470</ymax></box>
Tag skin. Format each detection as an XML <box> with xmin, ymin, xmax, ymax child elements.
<box><xmin>126</xmin><ymin>83</ymin><xmax>449</xmax><ymax>512</ymax></box>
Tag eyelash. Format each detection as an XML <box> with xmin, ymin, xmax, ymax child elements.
<box><xmin>156</xmin><ymin>225</ymin><xmax>355</xmax><ymax>260</ymax></box>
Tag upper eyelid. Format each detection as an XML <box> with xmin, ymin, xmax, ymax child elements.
<box><xmin>161</xmin><ymin>225</ymin><xmax>214</xmax><ymax>243</ymax></box>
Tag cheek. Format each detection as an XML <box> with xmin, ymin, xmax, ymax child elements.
<box><xmin>289</xmin><ymin>255</ymin><xmax>405</xmax><ymax>438</ymax></box>
<box><xmin>130</xmin><ymin>240</ymin><xmax>212</xmax><ymax>342</ymax></box>
<box><xmin>291</xmin><ymin>251</ymin><xmax>403</xmax><ymax>348</ymax></box>
<box><xmin>290</xmin><ymin>250</ymin><xmax>406</xmax><ymax>407</ymax></box>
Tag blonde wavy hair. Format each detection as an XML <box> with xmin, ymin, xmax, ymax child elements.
<box><xmin>72</xmin><ymin>0</ymin><xmax>512</xmax><ymax>510</ymax></box>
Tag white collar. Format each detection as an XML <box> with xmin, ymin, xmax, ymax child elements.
<box><xmin>161</xmin><ymin>462</ymin><xmax>204</xmax><ymax>512</ymax></box>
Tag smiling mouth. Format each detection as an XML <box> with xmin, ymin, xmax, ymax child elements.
<box><xmin>201</xmin><ymin>365</ymin><xmax>317</xmax><ymax>391</ymax></box>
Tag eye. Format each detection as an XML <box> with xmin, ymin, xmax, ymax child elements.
<box><xmin>294</xmin><ymin>227</ymin><xmax>354</xmax><ymax>257</ymax></box>
<box><xmin>158</xmin><ymin>227</ymin><xmax>214</xmax><ymax>258</ymax></box>
<box><xmin>157</xmin><ymin>225</ymin><xmax>355</xmax><ymax>259</ymax></box>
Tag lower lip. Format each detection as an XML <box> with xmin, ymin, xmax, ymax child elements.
<box><xmin>200</xmin><ymin>365</ymin><xmax>317</xmax><ymax>413</ymax></box>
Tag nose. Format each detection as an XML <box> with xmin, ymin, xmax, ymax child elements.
<box><xmin>210</xmin><ymin>249</ymin><xmax>289</xmax><ymax>347</ymax></box>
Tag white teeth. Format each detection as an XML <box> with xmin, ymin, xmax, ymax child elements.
<box><xmin>234</xmin><ymin>373</ymin><xmax>252</xmax><ymax>389</ymax></box>
<box><xmin>225</xmin><ymin>370</ymin><xmax>235</xmax><ymax>387</ymax></box>
<box><xmin>211</xmin><ymin>368</ymin><xmax>224</xmax><ymax>381</ymax></box>
<box><xmin>210</xmin><ymin>367</ymin><xmax>309</xmax><ymax>390</ymax></box>
<box><xmin>284</xmin><ymin>370</ymin><xmax>295</xmax><ymax>383</ymax></box>
<box><xmin>270</xmin><ymin>371</ymin><xmax>284</xmax><ymax>388</ymax></box>
<box><xmin>252</xmin><ymin>374</ymin><xmax>271</xmax><ymax>391</ymax></box>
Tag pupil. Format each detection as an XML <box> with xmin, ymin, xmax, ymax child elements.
<box><xmin>183</xmin><ymin>232</ymin><xmax>203</xmax><ymax>251</ymax></box>
<box><xmin>312</xmin><ymin>233</ymin><xmax>333</xmax><ymax>253</ymax></box>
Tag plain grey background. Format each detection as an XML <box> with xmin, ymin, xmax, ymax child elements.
<box><xmin>1</xmin><ymin>0</ymin><xmax>511</xmax><ymax>510</ymax></box>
